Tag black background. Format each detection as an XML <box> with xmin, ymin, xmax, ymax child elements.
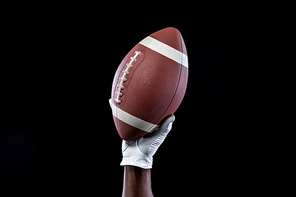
<box><xmin>0</xmin><ymin>1</ymin><xmax>291</xmax><ymax>196</ymax></box>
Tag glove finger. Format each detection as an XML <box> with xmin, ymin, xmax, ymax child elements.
<box><xmin>146</xmin><ymin>114</ymin><xmax>175</xmax><ymax>139</ymax></box>
<box><xmin>138</xmin><ymin>115</ymin><xmax>175</xmax><ymax>154</ymax></box>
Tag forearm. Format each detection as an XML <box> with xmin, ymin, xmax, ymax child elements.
<box><xmin>122</xmin><ymin>166</ymin><xmax>153</xmax><ymax>197</ymax></box>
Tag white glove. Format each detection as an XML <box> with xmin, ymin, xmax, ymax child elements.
<box><xmin>120</xmin><ymin>115</ymin><xmax>175</xmax><ymax>169</ymax></box>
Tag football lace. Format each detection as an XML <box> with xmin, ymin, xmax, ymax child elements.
<box><xmin>114</xmin><ymin>51</ymin><xmax>142</xmax><ymax>104</ymax></box>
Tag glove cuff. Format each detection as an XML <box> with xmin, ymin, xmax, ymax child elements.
<box><xmin>120</xmin><ymin>156</ymin><xmax>153</xmax><ymax>169</ymax></box>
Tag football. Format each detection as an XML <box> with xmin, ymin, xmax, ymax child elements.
<box><xmin>109</xmin><ymin>27</ymin><xmax>188</xmax><ymax>141</ymax></box>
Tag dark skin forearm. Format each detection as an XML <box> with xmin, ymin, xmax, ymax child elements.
<box><xmin>122</xmin><ymin>166</ymin><xmax>153</xmax><ymax>197</ymax></box>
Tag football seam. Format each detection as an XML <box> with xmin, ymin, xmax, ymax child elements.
<box><xmin>153</xmin><ymin>32</ymin><xmax>184</xmax><ymax>125</ymax></box>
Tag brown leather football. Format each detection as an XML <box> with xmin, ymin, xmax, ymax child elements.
<box><xmin>109</xmin><ymin>27</ymin><xmax>188</xmax><ymax>141</ymax></box>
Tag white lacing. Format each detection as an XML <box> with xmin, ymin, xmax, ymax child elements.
<box><xmin>115</xmin><ymin>51</ymin><xmax>142</xmax><ymax>104</ymax></box>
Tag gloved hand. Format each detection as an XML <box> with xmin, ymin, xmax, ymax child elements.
<box><xmin>120</xmin><ymin>115</ymin><xmax>175</xmax><ymax>169</ymax></box>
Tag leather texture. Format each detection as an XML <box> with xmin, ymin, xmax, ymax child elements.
<box><xmin>110</xmin><ymin>27</ymin><xmax>188</xmax><ymax>141</ymax></box>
